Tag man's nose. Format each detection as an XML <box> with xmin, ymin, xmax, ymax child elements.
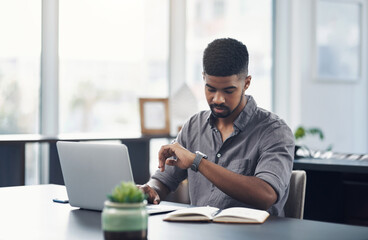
<box><xmin>213</xmin><ymin>92</ymin><xmax>225</xmax><ymax>104</ymax></box>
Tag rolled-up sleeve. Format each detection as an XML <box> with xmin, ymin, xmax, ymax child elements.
<box><xmin>255</xmin><ymin>122</ymin><xmax>295</xmax><ymax>203</ymax></box>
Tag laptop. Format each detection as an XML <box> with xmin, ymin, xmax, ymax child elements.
<box><xmin>57</xmin><ymin>141</ymin><xmax>134</xmax><ymax>211</ymax></box>
<box><xmin>56</xmin><ymin>141</ymin><xmax>185</xmax><ymax>214</ymax></box>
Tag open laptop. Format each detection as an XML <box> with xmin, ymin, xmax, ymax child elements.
<box><xmin>56</xmin><ymin>141</ymin><xmax>185</xmax><ymax>214</ymax></box>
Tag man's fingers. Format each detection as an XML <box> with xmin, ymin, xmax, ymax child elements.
<box><xmin>150</xmin><ymin>191</ymin><xmax>160</xmax><ymax>204</ymax></box>
<box><xmin>153</xmin><ymin>194</ymin><xmax>160</xmax><ymax>205</ymax></box>
<box><xmin>158</xmin><ymin>145</ymin><xmax>178</xmax><ymax>172</ymax></box>
<box><xmin>159</xmin><ymin>158</ymin><xmax>177</xmax><ymax>171</ymax></box>
<box><xmin>158</xmin><ymin>146</ymin><xmax>169</xmax><ymax>170</ymax></box>
<box><xmin>165</xmin><ymin>158</ymin><xmax>177</xmax><ymax>166</ymax></box>
<box><xmin>138</xmin><ymin>184</ymin><xmax>160</xmax><ymax>204</ymax></box>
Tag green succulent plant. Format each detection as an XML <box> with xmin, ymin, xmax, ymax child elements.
<box><xmin>107</xmin><ymin>181</ymin><xmax>146</xmax><ymax>203</ymax></box>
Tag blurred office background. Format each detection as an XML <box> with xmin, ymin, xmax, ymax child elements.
<box><xmin>0</xmin><ymin>0</ymin><xmax>367</xmax><ymax>185</ymax></box>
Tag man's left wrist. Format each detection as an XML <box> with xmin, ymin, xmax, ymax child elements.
<box><xmin>191</xmin><ymin>151</ymin><xmax>208</xmax><ymax>172</ymax></box>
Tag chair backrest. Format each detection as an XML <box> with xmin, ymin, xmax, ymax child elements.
<box><xmin>284</xmin><ymin>170</ymin><xmax>307</xmax><ymax>219</ymax></box>
<box><xmin>165</xmin><ymin>179</ymin><xmax>190</xmax><ymax>204</ymax></box>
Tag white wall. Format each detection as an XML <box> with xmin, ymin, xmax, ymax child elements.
<box><xmin>274</xmin><ymin>0</ymin><xmax>368</xmax><ymax>153</ymax></box>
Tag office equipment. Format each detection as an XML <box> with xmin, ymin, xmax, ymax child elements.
<box><xmin>56</xmin><ymin>141</ymin><xmax>182</xmax><ymax>215</ymax></box>
<box><xmin>57</xmin><ymin>141</ymin><xmax>134</xmax><ymax>211</ymax></box>
<box><xmin>284</xmin><ymin>170</ymin><xmax>307</xmax><ymax>219</ymax></box>
<box><xmin>0</xmin><ymin>185</ymin><xmax>368</xmax><ymax>240</ymax></box>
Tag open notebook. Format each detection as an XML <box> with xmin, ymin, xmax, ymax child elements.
<box><xmin>163</xmin><ymin>206</ymin><xmax>270</xmax><ymax>223</ymax></box>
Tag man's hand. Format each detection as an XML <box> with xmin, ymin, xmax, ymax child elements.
<box><xmin>158</xmin><ymin>142</ymin><xmax>196</xmax><ymax>172</ymax></box>
<box><xmin>137</xmin><ymin>184</ymin><xmax>160</xmax><ymax>204</ymax></box>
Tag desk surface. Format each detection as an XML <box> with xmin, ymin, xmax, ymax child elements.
<box><xmin>0</xmin><ymin>185</ymin><xmax>367</xmax><ymax>240</ymax></box>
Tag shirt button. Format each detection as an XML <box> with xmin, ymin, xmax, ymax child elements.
<box><xmin>217</xmin><ymin>153</ymin><xmax>221</xmax><ymax>158</ymax></box>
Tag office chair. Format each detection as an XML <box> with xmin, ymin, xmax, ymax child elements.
<box><xmin>165</xmin><ymin>179</ymin><xmax>190</xmax><ymax>204</ymax></box>
<box><xmin>284</xmin><ymin>170</ymin><xmax>307</xmax><ymax>219</ymax></box>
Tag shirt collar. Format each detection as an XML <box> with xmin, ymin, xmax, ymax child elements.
<box><xmin>206</xmin><ymin>95</ymin><xmax>257</xmax><ymax>131</ymax></box>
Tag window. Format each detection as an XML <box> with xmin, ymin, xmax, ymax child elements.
<box><xmin>316</xmin><ymin>0</ymin><xmax>362</xmax><ymax>81</ymax></box>
<box><xmin>59</xmin><ymin>0</ymin><xmax>169</xmax><ymax>134</ymax></box>
<box><xmin>186</xmin><ymin>0</ymin><xmax>273</xmax><ymax>111</ymax></box>
<box><xmin>0</xmin><ymin>1</ymin><xmax>275</xmax><ymax>185</ymax></box>
<box><xmin>0</xmin><ymin>0</ymin><xmax>41</xmax><ymax>134</ymax></box>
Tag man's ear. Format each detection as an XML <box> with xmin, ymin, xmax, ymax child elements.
<box><xmin>202</xmin><ymin>72</ymin><xmax>206</xmax><ymax>80</ymax></box>
<box><xmin>244</xmin><ymin>75</ymin><xmax>251</xmax><ymax>91</ymax></box>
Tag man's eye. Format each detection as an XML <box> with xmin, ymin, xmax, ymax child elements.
<box><xmin>207</xmin><ymin>88</ymin><xmax>216</xmax><ymax>92</ymax></box>
<box><xmin>225</xmin><ymin>91</ymin><xmax>234</xmax><ymax>94</ymax></box>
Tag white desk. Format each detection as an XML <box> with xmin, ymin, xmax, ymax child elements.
<box><xmin>0</xmin><ymin>185</ymin><xmax>367</xmax><ymax>240</ymax></box>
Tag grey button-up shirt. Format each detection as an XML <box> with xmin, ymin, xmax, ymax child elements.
<box><xmin>152</xmin><ymin>95</ymin><xmax>294</xmax><ymax>216</ymax></box>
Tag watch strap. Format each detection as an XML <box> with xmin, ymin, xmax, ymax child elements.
<box><xmin>191</xmin><ymin>151</ymin><xmax>207</xmax><ymax>172</ymax></box>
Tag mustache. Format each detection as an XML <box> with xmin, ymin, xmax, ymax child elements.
<box><xmin>210</xmin><ymin>104</ymin><xmax>228</xmax><ymax>109</ymax></box>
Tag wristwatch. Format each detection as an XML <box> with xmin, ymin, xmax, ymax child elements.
<box><xmin>191</xmin><ymin>151</ymin><xmax>208</xmax><ymax>172</ymax></box>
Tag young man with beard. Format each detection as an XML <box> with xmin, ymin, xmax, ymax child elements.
<box><xmin>139</xmin><ymin>38</ymin><xmax>294</xmax><ymax>216</ymax></box>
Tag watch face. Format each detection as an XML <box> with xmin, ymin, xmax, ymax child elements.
<box><xmin>196</xmin><ymin>151</ymin><xmax>207</xmax><ymax>159</ymax></box>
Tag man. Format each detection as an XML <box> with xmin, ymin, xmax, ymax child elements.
<box><xmin>140</xmin><ymin>38</ymin><xmax>294</xmax><ymax>216</ymax></box>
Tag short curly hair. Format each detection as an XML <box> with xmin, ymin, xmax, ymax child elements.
<box><xmin>203</xmin><ymin>38</ymin><xmax>249</xmax><ymax>77</ymax></box>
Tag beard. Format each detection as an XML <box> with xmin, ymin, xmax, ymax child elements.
<box><xmin>210</xmin><ymin>104</ymin><xmax>232</xmax><ymax>118</ymax></box>
<box><xmin>209</xmin><ymin>93</ymin><xmax>244</xmax><ymax>119</ymax></box>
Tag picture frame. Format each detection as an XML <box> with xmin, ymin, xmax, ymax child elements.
<box><xmin>139</xmin><ymin>98</ymin><xmax>170</xmax><ymax>135</ymax></box>
<box><xmin>313</xmin><ymin>0</ymin><xmax>364</xmax><ymax>83</ymax></box>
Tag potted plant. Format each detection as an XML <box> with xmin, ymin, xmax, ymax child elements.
<box><xmin>294</xmin><ymin>126</ymin><xmax>332</xmax><ymax>158</ymax></box>
<box><xmin>102</xmin><ymin>181</ymin><xmax>148</xmax><ymax>240</ymax></box>
<box><xmin>294</xmin><ymin>126</ymin><xmax>324</xmax><ymax>142</ymax></box>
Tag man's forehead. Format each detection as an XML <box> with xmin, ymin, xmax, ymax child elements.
<box><xmin>203</xmin><ymin>74</ymin><xmax>243</xmax><ymax>86</ymax></box>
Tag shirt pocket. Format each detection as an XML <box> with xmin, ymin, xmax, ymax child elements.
<box><xmin>222</xmin><ymin>159</ymin><xmax>252</xmax><ymax>176</ymax></box>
